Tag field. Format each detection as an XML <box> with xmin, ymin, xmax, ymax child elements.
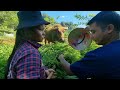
<box><xmin>0</xmin><ymin>31</ymin><xmax>100</xmax><ymax>79</ymax></box>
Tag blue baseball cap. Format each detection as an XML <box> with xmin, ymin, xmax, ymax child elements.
<box><xmin>16</xmin><ymin>11</ymin><xmax>50</xmax><ymax>30</ymax></box>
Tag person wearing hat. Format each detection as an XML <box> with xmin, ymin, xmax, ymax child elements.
<box><xmin>57</xmin><ymin>11</ymin><xmax>120</xmax><ymax>79</ymax></box>
<box><xmin>5</xmin><ymin>11</ymin><xmax>56</xmax><ymax>79</ymax></box>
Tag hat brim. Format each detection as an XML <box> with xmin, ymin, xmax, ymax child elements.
<box><xmin>15</xmin><ymin>19</ymin><xmax>50</xmax><ymax>30</ymax></box>
<box><xmin>68</xmin><ymin>28</ymin><xmax>92</xmax><ymax>50</ymax></box>
<box><xmin>44</xmin><ymin>20</ymin><xmax>50</xmax><ymax>25</ymax></box>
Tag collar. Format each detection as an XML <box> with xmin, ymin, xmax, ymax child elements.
<box><xmin>27</xmin><ymin>40</ymin><xmax>42</xmax><ymax>49</ymax></box>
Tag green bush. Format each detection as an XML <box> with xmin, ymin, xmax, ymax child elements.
<box><xmin>39</xmin><ymin>41</ymin><xmax>100</xmax><ymax>79</ymax></box>
<box><xmin>0</xmin><ymin>40</ymin><xmax>100</xmax><ymax>79</ymax></box>
<box><xmin>39</xmin><ymin>42</ymin><xmax>81</xmax><ymax>79</ymax></box>
<box><xmin>0</xmin><ymin>44</ymin><xmax>13</xmax><ymax>79</ymax></box>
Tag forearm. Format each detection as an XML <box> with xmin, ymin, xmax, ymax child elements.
<box><xmin>59</xmin><ymin>58</ymin><xmax>74</xmax><ymax>75</ymax></box>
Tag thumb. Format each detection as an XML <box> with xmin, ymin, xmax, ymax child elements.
<box><xmin>45</xmin><ymin>70</ymin><xmax>50</xmax><ymax>76</ymax></box>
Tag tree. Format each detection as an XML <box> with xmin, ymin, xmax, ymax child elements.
<box><xmin>0</xmin><ymin>12</ymin><xmax>57</xmax><ymax>34</ymax></box>
<box><xmin>60</xmin><ymin>22</ymin><xmax>66</xmax><ymax>27</ymax></box>
<box><xmin>74</xmin><ymin>13</ymin><xmax>95</xmax><ymax>26</ymax></box>
<box><xmin>0</xmin><ymin>11</ymin><xmax>18</xmax><ymax>33</ymax></box>
<box><xmin>60</xmin><ymin>21</ymin><xmax>78</xmax><ymax>30</ymax></box>
<box><xmin>42</xmin><ymin>13</ymin><xmax>57</xmax><ymax>25</ymax></box>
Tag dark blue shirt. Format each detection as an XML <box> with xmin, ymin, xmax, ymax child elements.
<box><xmin>70</xmin><ymin>40</ymin><xmax>120</xmax><ymax>79</ymax></box>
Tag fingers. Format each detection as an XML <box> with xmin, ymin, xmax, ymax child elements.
<box><xmin>47</xmin><ymin>72</ymin><xmax>54</xmax><ymax>79</ymax></box>
<box><xmin>59</xmin><ymin>54</ymin><xmax>64</xmax><ymax>57</ymax></box>
<box><xmin>48</xmin><ymin>72</ymin><xmax>57</xmax><ymax>79</ymax></box>
<box><xmin>58</xmin><ymin>54</ymin><xmax>64</xmax><ymax>60</ymax></box>
<box><xmin>48</xmin><ymin>69</ymin><xmax>55</xmax><ymax>72</ymax></box>
<box><xmin>46</xmin><ymin>68</ymin><xmax>57</xmax><ymax>79</ymax></box>
<box><xmin>45</xmin><ymin>69</ymin><xmax>55</xmax><ymax>77</ymax></box>
<box><xmin>51</xmin><ymin>72</ymin><xmax>57</xmax><ymax>79</ymax></box>
<box><xmin>51</xmin><ymin>75</ymin><xmax>57</xmax><ymax>79</ymax></box>
<box><xmin>45</xmin><ymin>65</ymin><xmax>56</xmax><ymax>79</ymax></box>
<box><xmin>45</xmin><ymin>70</ymin><xmax>50</xmax><ymax>76</ymax></box>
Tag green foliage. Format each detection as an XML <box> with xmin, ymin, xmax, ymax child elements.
<box><xmin>39</xmin><ymin>41</ymin><xmax>100</xmax><ymax>79</ymax></box>
<box><xmin>74</xmin><ymin>13</ymin><xmax>96</xmax><ymax>26</ymax></box>
<box><xmin>42</xmin><ymin>13</ymin><xmax>57</xmax><ymax>25</ymax></box>
<box><xmin>0</xmin><ymin>44</ymin><xmax>13</xmax><ymax>79</ymax></box>
<box><xmin>60</xmin><ymin>21</ymin><xmax>78</xmax><ymax>30</ymax></box>
<box><xmin>39</xmin><ymin>42</ymin><xmax>81</xmax><ymax>79</ymax></box>
<box><xmin>74</xmin><ymin>13</ymin><xmax>95</xmax><ymax>21</ymax></box>
<box><xmin>0</xmin><ymin>40</ymin><xmax>100</xmax><ymax>79</ymax></box>
<box><xmin>64</xmin><ymin>29</ymin><xmax>71</xmax><ymax>37</ymax></box>
<box><xmin>39</xmin><ymin>42</ymin><xmax>81</xmax><ymax>65</ymax></box>
<box><xmin>0</xmin><ymin>11</ymin><xmax>18</xmax><ymax>30</ymax></box>
<box><xmin>64</xmin><ymin>75</ymin><xmax>78</xmax><ymax>79</ymax></box>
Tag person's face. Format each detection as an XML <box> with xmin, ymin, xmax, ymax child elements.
<box><xmin>34</xmin><ymin>25</ymin><xmax>45</xmax><ymax>42</ymax></box>
<box><xmin>89</xmin><ymin>22</ymin><xmax>114</xmax><ymax>45</ymax></box>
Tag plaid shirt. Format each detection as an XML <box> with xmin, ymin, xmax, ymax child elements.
<box><xmin>7</xmin><ymin>40</ymin><xmax>46</xmax><ymax>79</ymax></box>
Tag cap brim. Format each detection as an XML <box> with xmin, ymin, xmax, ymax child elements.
<box><xmin>68</xmin><ymin>28</ymin><xmax>92</xmax><ymax>50</ymax></box>
<box><xmin>15</xmin><ymin>20</ymin><xmax>50</xmax><ymax>30</ymax></box>
<box><xmin>44</xmin><ymin>21</ymin><xmax>50</xmax><ymax>25</ymax></box>
<box><xmin>41</xmin><ymin>19</ymin><xmax>50</xmax><ymax>25</ymax></box>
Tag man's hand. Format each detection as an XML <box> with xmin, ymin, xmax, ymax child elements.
<box><xmin>57</xmin><ymin>54</ymin><xmax>74</xmax><ymax>75</ymax></box>
<box><xmin>57</xmin><ymin>54</ymin><xmax>65</xmax><ymax>62</ymax></box>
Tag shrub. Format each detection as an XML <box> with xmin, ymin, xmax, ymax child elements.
<box><xmin>39</xmin><ymin>41</ymin><xmax>100</xmax><ymax>79</ymax></box>
<box><xmin>39</xmin><ymin>42</ymin><xmax>81</xmax><ymax>79</ymax></box>
<box><xmin>0</xmin><ymin>44</ymin><xmax>13</xmax><ymax>79</ymax></box>
<box><xmin>0</xmin><ymin>40</ymin><xmax>100</xmax><ymax>79</ymax></box>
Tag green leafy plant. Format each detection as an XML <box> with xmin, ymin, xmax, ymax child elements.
<box><xmin>39</xmin><ymin>42</ymin><xmax>82</xmax><ymax>79</ymax></box>
<box><xmin>0</xmin><ymin>44</ymin><xmax>13</xmax><ymax>79</ymax></box>
<box><xmin>39</xmin><ymin>41</ymin><xmax>100</xmax><ymax>79</ymax></box>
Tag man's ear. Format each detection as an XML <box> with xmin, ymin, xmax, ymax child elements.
<box><xmin>106</xmin><ymin>24</ymin><xmax>114</xmax><ymax>34</ymax></box>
